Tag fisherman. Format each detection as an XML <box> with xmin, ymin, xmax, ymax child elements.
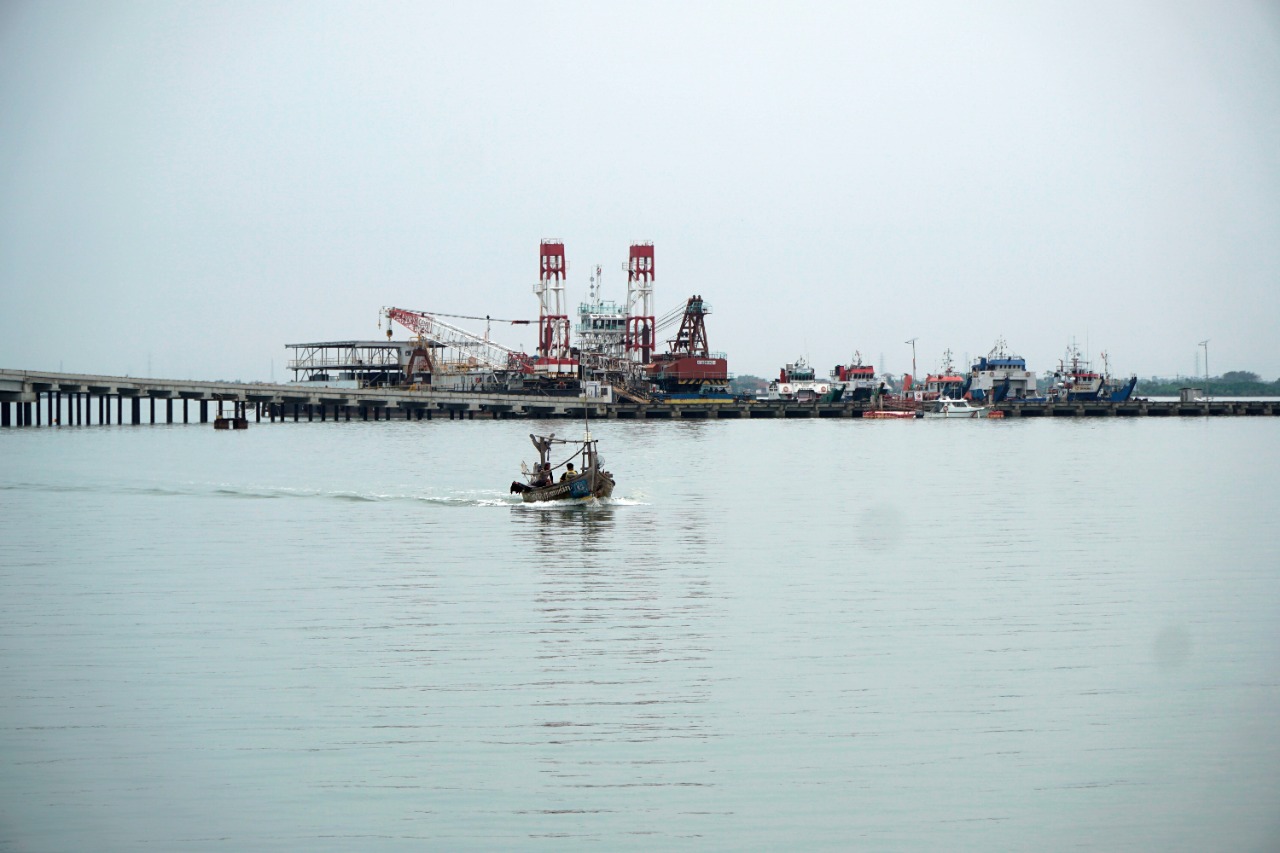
<box><xmin>532</xmin><ymin>463</ymin><xmax>551</xmax><ymax>488</ymax></box>
<box><xmin>560</xmin><ymin>461</ymin><xmax>576</xmax><ymax>482</ymax></box>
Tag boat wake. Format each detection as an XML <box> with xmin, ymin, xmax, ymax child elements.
<box><xmin>2</xmin><ymin>480</ymin><xmax>647</xmax><ymax>508</ymax></box>
<box><xmin>514</xmin><ymin>495</ymin><xmax>644</xmax><ymax>510</ymax></box>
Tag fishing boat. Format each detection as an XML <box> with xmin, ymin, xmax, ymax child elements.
<box><xmin>509</xmin><ymin>428</ymin><xmax>615</xmax><ymax>502</ymax></box>
<box><xmin>921</xmin><ymin>398</ymin><xmax>986</xmax><ymax>419</ymax></box>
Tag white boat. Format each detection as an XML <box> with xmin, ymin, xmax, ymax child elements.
<box><xmin>759</xmin><ymin>357</ymin><xmax>840</xmax><ymax>402</ymax></box>
<box><xmin>921</xmin><ymin>398</ymin><xmax>986</xmax><ymax>419</ymax></box>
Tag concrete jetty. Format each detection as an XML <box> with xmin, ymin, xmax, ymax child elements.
<box><xmin>1</xmin><ymin>368</ymin><xmax>1276</xmax><ymax>427</ymax></box>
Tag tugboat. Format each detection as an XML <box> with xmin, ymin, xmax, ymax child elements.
<box><xmin>761</xmin><ymin>357</ymin><xmax>842</xmax><ymax>403</ymax></box>
<box><xmin>920</xmin><ymin>350</ymin><xmax>968</xmax><ymax>401</ymax></box>
<box><xmin>831</xmin><ymin>352</ymin><xmax>883</xmax><ymax>401</ymax></box>
<box><xmin>510</xmin><ymin>427</ymin><xmax>615</xmax><ymax>503</ymax></box>
<box><xmin>1049</xmin><ymin>344</ymin><xmax>1138</xmax><ymax>402</ymax></box>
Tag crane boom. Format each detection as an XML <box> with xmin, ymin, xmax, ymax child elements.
<box><xmin>382</xmin><ymin>307</ymin><xmax>534</xmax><ymax>373</ymax></box>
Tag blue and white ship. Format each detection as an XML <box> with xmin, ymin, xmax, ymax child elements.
<box><xmin>967</xmin><ymin>339</ymin><xmax>1038</xmax><ymax>403</ymax></box>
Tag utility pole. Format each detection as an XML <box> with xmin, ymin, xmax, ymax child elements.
<box><xmin>1200</xmin><ymin>339</ymin><xmax>1210</xmax><ymax>399</ymax></box>
<box><xmin>904</xmin><ymin>338</ymin><xmax>917</xmax><ymax>390</ymax></box>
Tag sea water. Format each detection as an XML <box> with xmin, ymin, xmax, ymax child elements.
<box><xmin>1</xmin><ymin>416</ymin><xmax>1278</xmax><ymax>851</ymax></box>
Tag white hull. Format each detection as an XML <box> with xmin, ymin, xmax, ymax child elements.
<box><xmin>922</xmin><ymin>399</ymin><xmax>986</xmax><ymax>418</ymax></box>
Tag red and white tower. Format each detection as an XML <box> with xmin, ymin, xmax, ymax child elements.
<box><xmin>534</xmin><ymin>240</ymin><xmax>574</xmax><ymax>374</ymax></box>
<box><xmin>625</xmin><ymin>243</ymin><xmax>655</xmax><ymax>364</ymax></box>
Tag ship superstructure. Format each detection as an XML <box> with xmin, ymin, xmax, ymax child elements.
<box><xmin>831</xmin><ymin>352</ymin><xmax>882</xmax><ymax>401</ymax></box>
<box><xmin>921</xmin><ymin>349</ymin><xmax>967</xmax><ymax>400</ymax></box>
<box><xmin>968</xmin><ymin>338</ymin><xmax>1037</xmax><ymax>402</ymax></box>
<box><xmin>1050</xmin><ymin>343</ymin><xmax>1137</xmax><ymax>402</ymax></box>
<box><xmin>762</xmin><ymin>357</ymin><xmax>837</xmax><ymax>402</ymax></box>
<box><xmin>575</xmin><ymin>266</ymin><xmax>632</xmax><ymax>387</ymax></box>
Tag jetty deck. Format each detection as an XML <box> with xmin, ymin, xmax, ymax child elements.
<box><xmin>1</xmin><ymin>368</ymin><xmax>1276</xmax><ymax>427</ymax></box>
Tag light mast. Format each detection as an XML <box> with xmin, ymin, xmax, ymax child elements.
<box><xmin>535</xmin><ymin>240</ymin><xmax>574</xmax><ymax>375</ymax></box>
<box><xmin>625</xmin><ymin>243</ymin><xmax>655</xmax><ymax>364</ymax></box>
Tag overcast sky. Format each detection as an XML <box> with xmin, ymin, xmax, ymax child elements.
<box><xmin>2</xmin><ymin>1</ymin><xmax>1278</xmax><ymax>382</ymax></box>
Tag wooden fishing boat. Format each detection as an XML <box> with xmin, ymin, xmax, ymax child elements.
<box><xmin>509</xmin><ymin>429</ymin><xmax>615</xmax><ymax>502</ymax></box>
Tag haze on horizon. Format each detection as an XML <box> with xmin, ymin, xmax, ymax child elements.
<box><xmin>2</xmin><ymin>1</ymin><xmax>1279</xmax><ymax>383</ymax></box>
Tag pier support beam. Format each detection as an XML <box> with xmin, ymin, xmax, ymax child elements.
<box><xmin>1</xmin><ymin>401</ymin><xmax>9</xmax><ymax>427</ymax></box>
<box><xmin>166</xmin><ymin>399</ymin><xmax>173</xmax><ymax>423</ymax></box>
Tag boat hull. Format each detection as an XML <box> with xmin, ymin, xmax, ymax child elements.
<box><xmin>922</xmin><ymin>410</ymin><xmax>983</xmax><ymax>418</ymax></box>
<box><xmin>922</xmin><ymin>399</ymin><xmax>987</xmax><ymax>418</ymax></box>
<box><xmin>513</xmin><ymin>469</ymin><xmax>615</xmax><ymax>503</ymax></box>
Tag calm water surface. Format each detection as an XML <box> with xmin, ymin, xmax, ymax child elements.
<box><xmin>2</xmin><ymin>417</ymin><xmax>1278</xmax><ymax>851</ymax></box>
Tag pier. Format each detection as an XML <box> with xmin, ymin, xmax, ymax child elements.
<box><xmin>1</xmin><ymin>368</ymin><xmax>1276</xmax><ymax>427</ymax></box>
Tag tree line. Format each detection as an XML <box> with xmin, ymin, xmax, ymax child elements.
<box><xmin>1136</xmin><ymin>371</ymin><xmax>1279</xmax><ymax>396</ymax></box>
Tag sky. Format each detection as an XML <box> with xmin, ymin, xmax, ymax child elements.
<box><xmin>2</xmin><ymin>1</ymin><xmax>1279</xmax><ymax>382</ymax></box>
